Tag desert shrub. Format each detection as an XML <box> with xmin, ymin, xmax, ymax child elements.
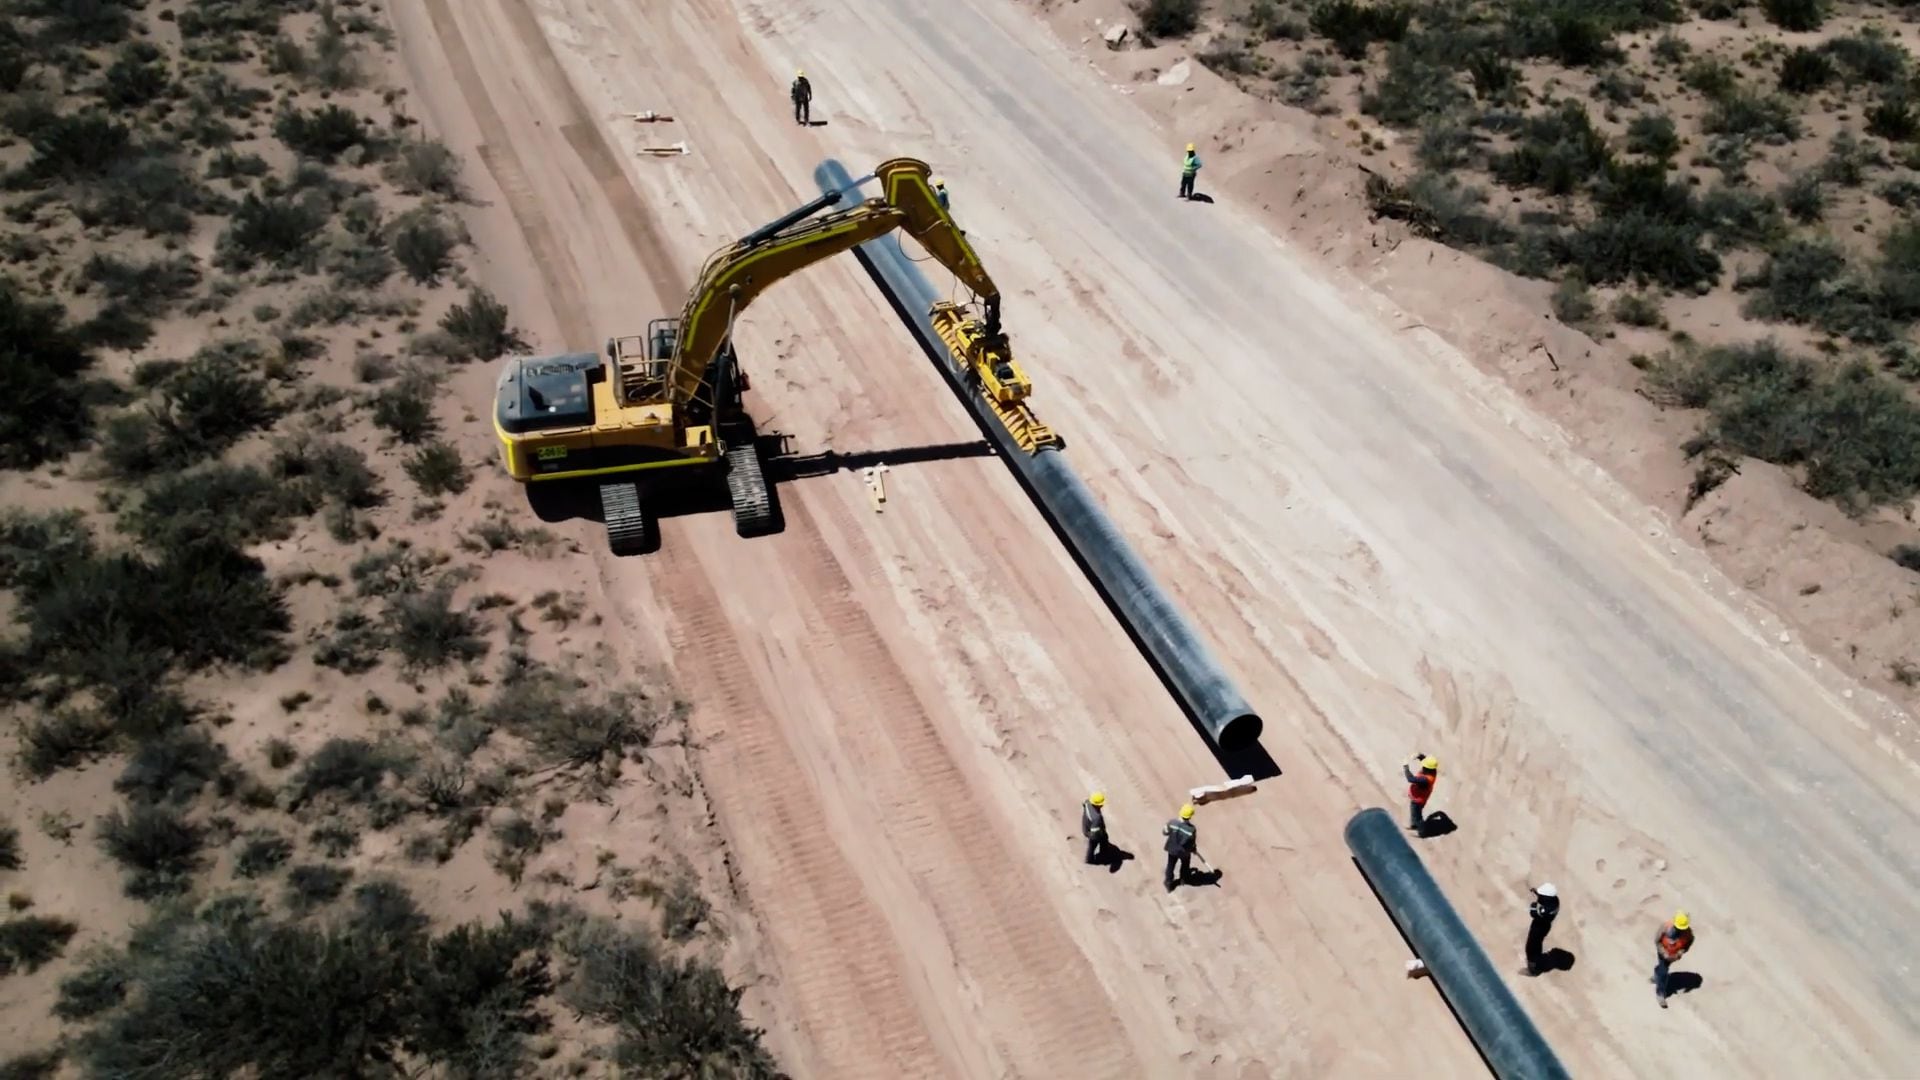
<box><xmin>79</xmin><ymin>154</ymin><xmax>214</xmax><ymax>237</ymax></box>
<box><xmin>1891</xmin><ymin>544</ymin><xmax>1920</xmax><ymax>572</ymax></box>
<box><xmin>1561</xmin><ymin>211</ymin><xmax>1720</xmax><ymax>290</ymax></box>
<box><xmin>0</xmin><ymin>824</ymin><xmax>18</xmax><ymax>871</ymax></box>
<box><xmin>432</xmin><ymin>289</ymin><xmax>526</xmax><ymax>362</ymax></box>
<box><xmin>1703</xmin><ymin>91</ymin><xmax>1800</xmax><ymax>142</ymax></box>
<box><xmin>1760</xmin><ymin>0</ymin><xmax>1822</xmax><ymax>31</ymax></box>
<box><xmin>18</xmin><ymin>0</ymin><xmax>139</xmax><ymax>44</ymax></box>
<box><xmin>386</xmin><ymin>588</ymin><xmax>487</xmax><ymax>672</ymax></box>
<box><xmin>1822</xmin><ymin>129</ymin><xmax>1882</xmax><ymax>187</ymax></box>
<box><xmin>0</xmin><ymin>1048</ymin><xmax>62</xmax><ymax>1079</ymax></box>
<box><xmin>101</xmin><ymin>343</ymin><xmax>276</xmax><ymax>478</ymax></box>
<box><xmin>82</xmin><ymin>253</ymin><xmax>202</xmax><ymax>318</ymax></box>
<box><xmin>1826</xmin><ymin>29</ymin><xmax>1908</xmax><ymax>87</ymax></box>
<box><xmin>1241</xmin><ymin>0</ymin><xmax>1305</xmax><ymax>41</ymax></box>
<box><xmin>1591</xmin><ymin>159</ymin><xmax>1695</xmax><ymax>222</ymax></box>
<box><xmin>270</xmin><ymin>432</ymin><xmax>385</xmax><ymax>510</ymax></box>
<box><xmin>25</xmin><ymin>111</ymin><xmax>130</xmax><ymax>182</ymax></box>
<box><xmin>1876</xmin><ymin>220</ymin><xmax>1920</xmax><ymax>322</ymax></box>
<box><xmin>310</xmin><ymin>823</ymin><xmax>359</xmax><ymax>859</ymax></box>
<box><xmin>176</xmin><ymin>0</ymin><xmax>288</xmax><ymax>36</ymax></box>
<box><xmin>216</xmin><ymin>192</ymin><xmax>328</xmax><ymax>271</ymax></box>
<box><xmin>122</xmin><ymin>463</ymin><xmax>308</xmax><ymax>548</ymax></box>
<box><xmin>385</xmin><ymin>137</ymin><xmax>465</xmax><ymax>198</ymax></box>
<box><xmin>290</xmin><ymin>738</ymin><xmax>388</xmax><ymax>807</ymax></box>
<box><xmin>352</xmin><ymin>544</ymin><xmax>448</xmax><ymax>597</ymax></box>
<box><xmin>115</xmin><ymin>727</ymin><xmax>229</xmax><ymax>806</ymax></box>
<box><xmin>1653</xmin><ymin>340</ymin><xmax>1920</xmax><ymax>510</ymax></box>
<box><xmin>349</xmin><ymin>880</ymin><xmax>430</xmax><ymax>941</ymax></box>
<box><xmin>16</xmin><ymin>711</ymin><xmax>116</xmax><ymax>779</ymax></box>
<box><xmin>1309</xmin><ymin>0</ymin><xmax>1409</xmax><ymax>59</ymax></box>
<box><xmin>98</xmin><ymin>41</ymin><xmax>170</xmax><ymax>108</ymax></box>
<box><xmin>54</xmin><ymin>952</ymin><xmax>130</xmax><ymax>1019</ymax></box>
<box><xmin>312</xmin><ymin>608</ymin><xmax>384</xmax><ymax>675</ymax></box>
<box><xmin>264</xmin><ymin>738</ymin><xmax>298</xmax><ymax>769</ymax></box>
<box><xmin>406</xmin><ymin>441</ymin><xmax>469</xmax><ymax>496</ymax></box>
<box><xmin>1696</xmin><ymin>184</ymin><xmax>1784</xmax><ymax>247</ymax></box>
<box><xmin>1625</xmin><ymin>111</ymin><xmax>1679</xmax><ymax>160</ymax></box>
<box><xmin>562</xmin><ymin>918</ymin><xmax>777</xmax><ymax>1075</ymax></box>
<box><xmin>372</xmin><ymin>368</ymin><xmax>439</xmax><ymax>442</ymax></box>
<box><xmin>392</xmin><ymin>209</ymin><xmax>457</xmax><ymax>284</ymax></box>
<box><xmin>660</xmin><ymin>877</ymin><xmax>710</xmax><ymax>942</ymax></box>
<box><xmin>1198</xmin><ymin>38</ymin><xmax>1263</xmax><ymax>77</ymax></box>
<box><xmin>1779</xmin><ymin>172</ymin><xmax>1825</xmax><ymax>223</ymax></box>
<box><xmin>1492</xmin><ymin>102</ymin><xmax>1611</xmax><ymax>195</ymax></box>
<box><xmin>1682</xmin><ymin>56</ymin><xmax>1739</xmax><ymax>100</ymax></box>
<box><xmin>273</xmin><ymin>104</ymin><xmax>367</xmax><ymax>162</ymax></box>
<box><xmin>1364</xmin><ymin>171</ymin><xmax>1514</xmax><ymax>248</ymax></box>
<box><xmin>1740</xmin><ymin>236</ymin><xmax>1865</xmax><ymax>325</ymax></box>
<box><xmin>0</xmin><ymin>915</ymin><xmax>79</xmax><ymax>975</ymax></box>
<box><xmin>486</xmin><ymin>664</ymin><xmax>662</xmax><ymax>771</ymax></box>
<box><xmin>404</xmin><ymin>918</ymin><xmax>553</xmax><ymax>1076</ymax></box>
<box><xmin>1134</xmin><ymin>0</ymin><xmax>1201</xmax><ymax>39</ymax></box>
<box><xmin>233</xmin><ymin>829</ymin><xmax>293</xmax><ymax>878</ymax></box>
<box><xmin>1551</xmin><ymin>273</ymin><xmax>1599</xmax><ymax>325</ymax></box>
<box><xmin>1777</xmin><ymin>46</ymin><xmax>1832</xmax><ymax>94</ymax></box>
<box><xmin>1612</xmin><ymin>291</ymin><xmax>1665</xmax><ymax>327</ymax></box>
<box><xmin>489</xmin><ymin>815</ymin><xmax>549</xmax><ymax>881</ymax></box>
<box><xmin>206</xmin><ymin>147</ymin><xmax>270</xmax><ymax>183</ymax></box>
<box><xmin>325</xmin><ymin>239</ymin><xmax>395</xmax><ymax>291</ymax></box>
<box><xmin>0</xmin><ymin>276</ymin><xmax>108</xmax><ymax>470</ymax></box>
<box><xmin>1362</xmin><ymin>43</ymin><xmax>1467</xmax><ymax>128</ymax></box>
<box><xmin>1882</xmin><ymin>178</ymin><xmax>1920</xmax><ymax>209</ymax></box>
<box><xmin>1869</xmin><ymin>89</ymin><xmax>1918</xmax><ymax>143</ymax></box>
<box><xmin>1416</xmin><ymin>116</ymin><xmax>1482</xmax><ymax>169</ymax></box>
<box><xmin>97</xmin><ymin>804</ymin><xmax>203</xmax><ymax>899</ymax></box>
<box><xmin>284</xmin><ymin>863</ymin><xmax>352</xmax><ymax>912</ymax></box>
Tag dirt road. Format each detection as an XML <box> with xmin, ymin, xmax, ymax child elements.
<box><xmin>390</xmin><ymin>0</ymin><xmax>1920</xmax><ymax>1075</ymax></box>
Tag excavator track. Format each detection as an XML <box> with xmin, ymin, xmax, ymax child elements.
<box><xmin>599</xmin><ymin>481</ymin><xmax>652</xmax><ymax>555</ymax></box>
<box><xmin>725</xmin><ymin>442</ymin><xmax>774</xmax><ymax>536</ymax></box>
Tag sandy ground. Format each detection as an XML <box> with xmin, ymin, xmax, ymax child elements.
<box><xmin>387</xmin><ymin>0</ymin><xmax>1920</xmax><ymax>1076</ymax></box>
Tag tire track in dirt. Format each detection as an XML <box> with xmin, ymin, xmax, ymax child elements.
<box><xmin>419</xmin><ymin>0</ymin><xmax>591</xmax><ymax>336</ymax></box>
<box><xmin>792</xmin><ymin>490</ymin><xmax>1142</xmax><ymax>1076</ymax></box>
<box><xmin>647</xmin><ymin>560</ymin><xmax>944</xmax><ymax>1078</ymax></box>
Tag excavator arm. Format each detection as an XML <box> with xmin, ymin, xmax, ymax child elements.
<box><xmin>661</xmin><ymin>159</ymin><xmax>1050</xmax><ymax>433</ymax></box>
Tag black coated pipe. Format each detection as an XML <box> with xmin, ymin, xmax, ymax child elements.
<box><xmin>816</xmin><ymin>160</ymin><xmax>1261</xmax><ymax>750</ymax></box>
<box><xmin>739</xmin><ymin>186</ymin><xmax>846</xmax><ymax>247</ymax></box>
<box><xmin>1344</xmin><ymin>808</ymin><xmax>1570</xmax><ymax>1080</ymax></box>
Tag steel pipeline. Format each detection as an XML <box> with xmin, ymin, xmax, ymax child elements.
<box><xmin>814</xmin><ymin>160</ymin><xmax>1261</xmax><ymax>749</ymax></box>
<box><xmin>1344</xmin><ymin>808</ymin><xmax>1570</xmax><ymax>1080</ymax></box>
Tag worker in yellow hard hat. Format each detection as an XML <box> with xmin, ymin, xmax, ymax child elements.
<box><xmin>1179</xmin><ymin>141</ymin><xmax>1202</xmax><ymax>200</ymax></box>
<box><xmin>1404</xmin><ymin>753</ymin><xmax>1439</xmax><ymax>836</ymax></box>
<box><xmin>1654</xmin><ymin>910</ymin><xmax>1695</xmax><ymax>1008</ymax></box>
<box><xmin>790</xmin><ymin>69</ymin><xmax>813</xmax><ymax>126</ymax></box>
<box><xmin>1081</xmin><ymin>791</ymin><xmax>1109</xmax><ymax>865</ymax></box>
<box><xmin>1162</xmin><ymin>803</ymin><xmax>1198</xmax><ymax>891</ymax></box>
<box><xmin>931</xmin><ymin>175</ymin><xmax>950</xmax><ymax>212</ymax></box>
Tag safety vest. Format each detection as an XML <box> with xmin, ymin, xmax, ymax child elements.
<box><xmin>1082</xmin><ymin>802</ymin><xmax>1105</xmax><ymax>837</ymax></box>
<box><xmin>1181</xmin><ymin>152</ymin><xmax>1200</xmax><ymax>177</ymax></box>
<box><xmin>1164</xmin><ymin>820</ymin><xmax>1196</xmax><ymax>854</ymax></box>
<box><xmin>1657</xmin><ymin>928</ymin><xmax>1692</xmax><ymax>961</ymax></box>
<box><xmin>1409</xmin><ymin>771</ymin><xmax>1435</xmax><ymax>806</ymax></box>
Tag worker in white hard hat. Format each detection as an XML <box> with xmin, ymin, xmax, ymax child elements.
<box><xmin>1523</xmin><ymin>882</ymin><xmax>1560</xmax><ymax>976</ymax></box>
<box><xmin>931</xmin><ymin>175</ymin><xmax>950</xmax><ymax>212</ymax></box>
<box><xmin>1178</xmin><ymin>141</ymin><xmax>1201</xmax><ymax>200</ymax></box>
<box><xmin>790</xmin><ymin>69</ymin><xmax>813</xmax><ymax>126</ymax></box>
<box><xmin>1081</xmin><ymin>791</ymin><xmax>1109</xmax><ymax>865</ymax></box>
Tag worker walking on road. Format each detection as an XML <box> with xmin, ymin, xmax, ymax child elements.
<box><xmin>1654</xmin><ymin>910</ymin><xmax>1695</xmax><ymax>1008</ymax></box>
<box><xmin>1404</xmin><ymin>754</ymin><xmax>1438</xmax><ymax>835</ymax></box>
<box><xmin>1178</xmin><ymin>142</ymin><xmax>1201</xmax><ymax>200</ymax></box>
<box><xmin>790</xmin><ymin>69</ymin><xmax>813</xmax><ymax>126</ymax></box>
<box><xmin>1163</xmin><ymin>804</ymin><xmax>1198</xmax><ymax>892</ymax></box>
<box><xmin>1523</xmin><ymin>882</ymin><xmax>1559</xmax><ymax>976</ymax></box>
<box><xmin>1081</xmin><ymin>791</ymin><xmax>1110</xmax><ymax>865</ymax></box>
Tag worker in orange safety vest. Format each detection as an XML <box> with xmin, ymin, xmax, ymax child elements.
<box><xmin>1654</xmin><ymin>911</ymin><xmax>1696</xmax><ymax>1008</ymax></box>
<box><xmin>1404</xmin><ymin>753</ymin><xmax>1438</xmax><ymax>835</ymax></box>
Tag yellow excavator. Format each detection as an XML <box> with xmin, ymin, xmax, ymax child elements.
<box><xmin>492</xmin><ymin>156</ymin><xmax>1060</xmax><ymax>554</ymax></box>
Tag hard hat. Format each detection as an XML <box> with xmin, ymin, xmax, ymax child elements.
<box><xmin>1422</xmin><ymin>756</ymin><xmax>1439</xmax><ymax>770</ymax></box>
<box><xmin>1535</xmin><ymin>883</ymin><xmax>1556</xmax><ymax>898</ymax></box>
<box><xmin>1089</xmin><ymin>792</ymin><xmax>1105</xmax><ymax>807</ymax></box>
<box><xmin>932</xmin><ymin>176</ymin><xmax>945</xmax><ymax>187</ymax></box>
<box><xmin>796</xmin><ymin>68</ymin><xmax>805</xmax><ymax>77</ymax></box>
<box><xmin>1673</xmin><ymin>910</ymin><xmax>1690</xmax><ymax>930</ymax></box>
<box><xmin>1186</xmin><ymin>142</ymin><xmax>1196</xmax><ymax>152</ymax></box>
<box><xmin>1179</xmin><ymin>804</ymin><xmax>1195</xmax><ymax>820</ymax></box>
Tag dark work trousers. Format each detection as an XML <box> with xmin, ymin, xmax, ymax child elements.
<box><xmin>1525</xmin><ymin>918</ymin><xmax>1553</xmax><ymax>974</ymax></box>
<box><xmin>1085</xmin><ymin>833</ymin><xmax>1108</xmax><ymax>865</ymax></box>
<box><xmin>1408</xmin><ymin>800</ymin><xmax>1426</xmax><ymax>833</ymax></box>
<box><xmin>1164</xmin><ymin>851</ymin><xmax>1191</xmax><ymax>889</ymax></box>
<box><xmin>1179</xmin><ymin>172</ymin><xmax>1196</xmax><ymax>199</ymax></box>
<box><xmin>794</xmin><ymin>99</ymin><xmax>810</xmax><ymax>125</ymax></box>
<box><xmin>1654</xmin><ymin>953</ymin><xmax>1673</xmax><ymax>1000</ymax></box>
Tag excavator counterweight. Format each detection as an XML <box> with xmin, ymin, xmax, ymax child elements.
<box><xmin>491</xmin><ymin>156</ymin><xmax>1057</xmax><ymax>554</ymax></box>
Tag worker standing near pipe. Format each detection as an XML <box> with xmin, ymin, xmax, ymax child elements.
<box><xmin>1654</xmin><ymin>911</ymin><xmax>1695</xmax><ymax>1009</ymax></box>
<box><xmin>1081</xmin><ymin>792</ymin><xmax>1109</xmax><ymax>865</ymax></box>
<box><xmin>1523</xmin><ymin>883</ymin><xmax>1559</xmax><ymax>976</ymax></box>
<box><xmin>1163</xmin><ymin>804</ymin><xmax>1198</xmax><ymax>892</ymax></box>
<box><xmin>1178</xmin><ymin>143</ymin><xmax>1201</xmax><ymax>200</ymax></box>
<box><xmin>1404</xmin><ymin>754</ymin><xmax>1438</xmax><ymax>835</ymax></box>
<box><xmin>790</xmin><ymin>69</ymin><xmax>812</xmax><ymax>126</ymax></box>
